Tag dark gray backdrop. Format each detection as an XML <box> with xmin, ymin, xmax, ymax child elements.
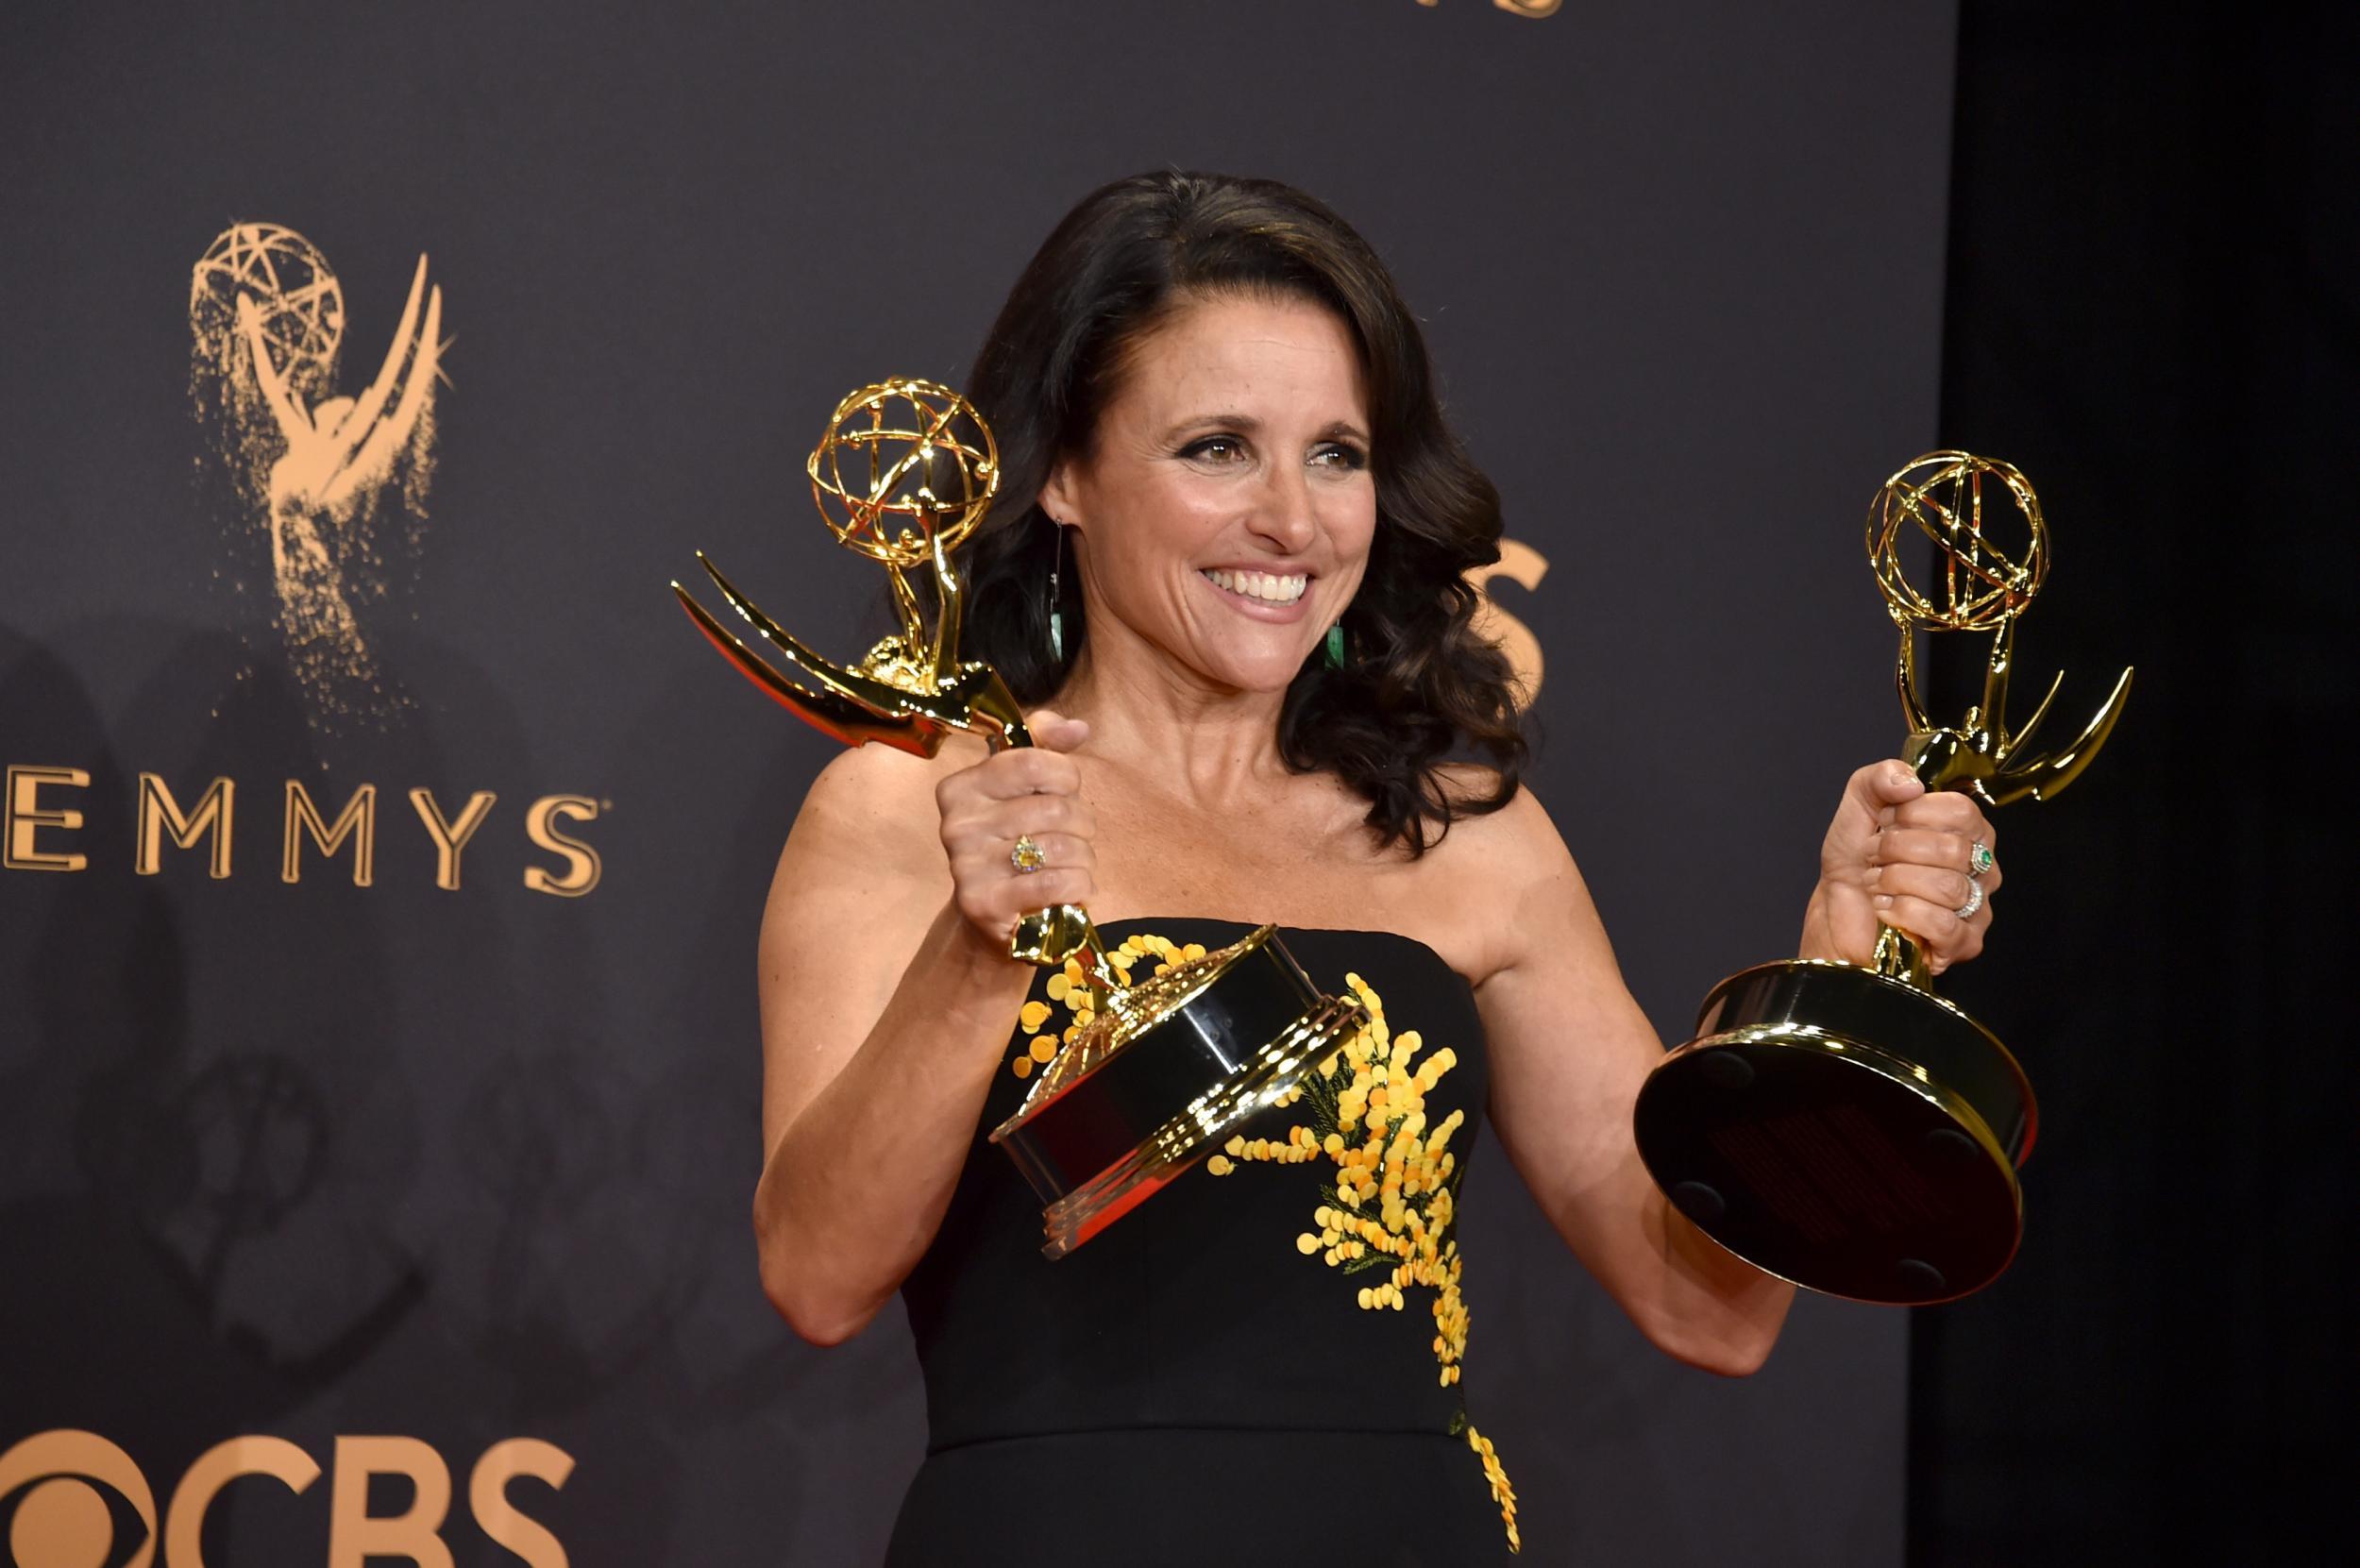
<box><xmin>1</xmin><ymin>2</ymin><xmax>1955</xmax><ymax>1562</ymax></box>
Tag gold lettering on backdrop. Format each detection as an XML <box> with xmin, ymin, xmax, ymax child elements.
<box><xmin>136</xmin><ymin>774</ymin><xmax>236</xmax><ymax>878</ymax></box>
<box><xmin>1465</xmin><ymin>537</ymin><xmax>1552</xmax><ymax>706</ymax></box>
<box><xmin>2</xmin><ymin>768</ymin><xmax>598</xmax><ymax>893</ymax></box>
<box><xmin>282</xmin><ymin>781</ymin><xmax>378</xmax><ymax>886</ymax></box>
<box><xmin>1415</xmin><ymin>0</ymin><xmax>1563</xmax><ymax>15</ymax></box>
<box><xmin>0</xmin><ymin>1429</ymin><xmax>159</xmax><ymax>1568</ymax></box>
<box><xmin>408</xmin><ymin>788</ymin><xmax>497</xmax><ymax>890</ymax></box>
<box><xmin>523</xmin><ymin>795</ymin><xmax>602</xmax><ymax>898</ymax></box>
<box><xmin>4</xmin><ymin>766</ymin><xmax>91</xmax><ymax>871</ymax></box>
<box><xmin>0</xmin><ymin>1431</ymin><xmax>569</xmax><ymax>1564</ymax></box>
<box><xmin>165</xmin><ymin>1436</ymin><xmax>320</xmax><ymax>1568</ymax></box>
<box><xmin>469</xmin><ymin>1439</ymin><xmax>575</xmax><ymax>1568</ymax></box>
<box><xmin>326</xmin><ymin>1436</ymin><xmax>453</xmax><ymax>1568</ymax></box>
<box><xmin>189</xmin><ymin>224</ymin><xmax>446</xmax><ymax>728</ymax></box>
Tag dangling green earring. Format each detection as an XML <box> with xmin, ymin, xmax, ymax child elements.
<box><xmin>1048</xmin><ymin>524</ymin><xmax>1067</xmax><ymax>662</ymax></box>
<box><xmin>1323</xmin><ymin>622</ymin><xmax>1346</xmax><ymax>669</ymax></box>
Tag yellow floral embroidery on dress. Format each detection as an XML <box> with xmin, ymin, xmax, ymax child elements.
<box><xmin>1213</xmin><ymin>964</ymin><xmax>1520</xmax><ymax>1555</ymax></box>
<box><xmin>1014</xmin><ymin>937</ymin><xmax>1520</xmax><ymax>1551</ymax></box>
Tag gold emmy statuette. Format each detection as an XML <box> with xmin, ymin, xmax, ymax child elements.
<box><xmin>1632</xmin><ymin>451</ymin><xmax>2132</xmax><ymax>1305</ymax></box>
<box><xmin>674</xmin><ymin>379</ymin><xmax>1365</xmax><ymax>1257</ymax></box>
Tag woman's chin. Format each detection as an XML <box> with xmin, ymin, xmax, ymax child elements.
<box><xmin>1186</xmin><ymin>649</ymin><xmax>1319</xmax><ymax>695</ymax></box>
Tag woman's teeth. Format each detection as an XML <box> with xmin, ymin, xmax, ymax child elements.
<box><xmin>1201</xmin><ymin>568</ymin><xmax>1308</xmax><ymax>605</ymax></box>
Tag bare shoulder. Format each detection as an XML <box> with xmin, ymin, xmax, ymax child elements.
<box><xmin>1416</xmin><ymin>769</ymin><xmax>1548</xmax><ymax>859</ymax></box>
<box><xmin>763</xmin><ymin>738</ymin><xmax>972</xmax><ymax>969</ymax></box>
<box><xmin>760</xmin><ymin>738</ymin><xmax>972</xmax><ymax>1023</ymax></box>
<box><xmin>784</xmin><ymin>735</ymin><xmax>982</xmax><ymax>878</ymax></box>
<box><xmin>1418</xmin><ymin>771</ymin><xmax>1591</xmax><ymax>983</ymax></box>
<box><xmin>1430</xmin><ymin>767</ymin><xmax>1571</xmax><ymax>876</ymax></box>
<box><xmin>753</xmin><ymin>739</ymin><xmax>980</xmax><ymax>1152</ymax></box>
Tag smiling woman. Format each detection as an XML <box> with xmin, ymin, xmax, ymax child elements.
<box><xmin>1042</xmin><ymin>295</ymin><xmax>1374</xmax><ymax>688</ymax></box>
<box><xmin>952</xmin><ymin>173</ymin><xmax>1528</xmax><ymax>852</ymax></box>
<box><xmin>747</xmin><ymin>171</ymin><xmax>2001</xmax><ymax>1565</ymax></box>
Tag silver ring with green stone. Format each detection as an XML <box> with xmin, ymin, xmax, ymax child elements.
<box><xmin>1969</xmin><ymin>839</ymin><xmax>1996</xmax><ymax>876</ymax></box>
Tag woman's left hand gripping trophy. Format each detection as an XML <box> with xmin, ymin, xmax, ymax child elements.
<box><xmin>671</xmin><ymin>378</ymin><xmax>1104</xmax><ymax>977</ymax></box>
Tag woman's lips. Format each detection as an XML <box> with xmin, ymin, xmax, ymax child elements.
<box><xmin>1198</xmin><ymin>567</ymin><xmax>1313</xmax><ymax>621</ymax></box>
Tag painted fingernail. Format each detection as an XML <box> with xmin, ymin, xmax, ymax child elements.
<box><xmin>1874</xmin><ymin>894</ymin><xmax>1894</xmax><ymax>909</ymax></box>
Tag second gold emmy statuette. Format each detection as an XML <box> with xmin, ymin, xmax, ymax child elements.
<box><xmin>1633</xmin><ymin>452</ymin><xmax>2132</xmax><ymax>1305</ymax></box>
<box><xmin>673</xmin><ymin>380</ymin><xmax>1366</xmax><ymax>1257</ymax></box>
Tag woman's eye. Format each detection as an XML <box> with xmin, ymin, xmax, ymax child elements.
<box><xmin>1182</xmin><ymin>436</ymin><xmax>1244</xmax><ymax>463</ymax></box>
<box><xmin>1311</xmin><ymin>442</ymin><xmax>1369</xmax><ymax>471</ymax></box>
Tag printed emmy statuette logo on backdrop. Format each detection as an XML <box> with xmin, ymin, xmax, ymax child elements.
<box><xmin>189</xmin><ymin>222</ymin><xmax>446</xmax><ymax>728</ymax></box>
<box><xmin>0</xmin><ymin>1430</ymin><xmax>572</xmax><ymax>1568</ymax></box>
<box><xmin>0</xmin><ymin>226</ymin><xmax>603</xmax><ymax>896</ymax></box>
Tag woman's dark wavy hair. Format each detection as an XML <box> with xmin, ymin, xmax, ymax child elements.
<box><xmin>957</xmin><ymin>170</ymin><xmax>1527</xmax><ymax>855</ymax></box>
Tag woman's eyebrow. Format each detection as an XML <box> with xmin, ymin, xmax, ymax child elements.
<box><xmin>1158</xmin><ymin>412</ymin><xmax>1263</xmax><ymax>443</ymax></box>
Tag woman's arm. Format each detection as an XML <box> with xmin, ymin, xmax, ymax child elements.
<box><xmin>1469</xmin><ymin>766</ymin><xmax>1994</xmax><ymax>1374</ymax></box>
<box><xmin>750</xmin><ymin>717</ymin><xmax>1097</xmax><ymax>1345</ymax></box>
<box><xmin>1468</xmin><ymin>788</ymin><xmax>1794</xmax><ymax>1375</ymax></box>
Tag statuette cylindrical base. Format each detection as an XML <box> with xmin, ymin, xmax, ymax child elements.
<box><xmin>990</xmin><ymin>928</ymin><xmax>1365</xmax><ymax>1258</ymax></box>
<box><xmin>1632</xmin><ymin>959</ymin><xmax>2036</xmax><ymax>1305</ymax></box>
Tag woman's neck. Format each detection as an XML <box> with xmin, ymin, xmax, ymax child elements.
<box><xmin>1053</xmin><ymin>626</ymin><xmax>1294</xmax><ymax>811</ymax></box>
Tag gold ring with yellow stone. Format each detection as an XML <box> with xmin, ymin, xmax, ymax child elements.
<box><xmin>1010</xmin><ymin>835</ymin><xmax>1046</xmax><ymax>874</ymax></box>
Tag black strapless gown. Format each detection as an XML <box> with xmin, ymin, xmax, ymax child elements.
<box><xmin>886</xmin><ymin>919</ymin><xmax>1523</xmax><ymax>1566</ymax></box>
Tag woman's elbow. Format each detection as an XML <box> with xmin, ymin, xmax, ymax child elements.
<box><xmin>1662</xmin><ymin>1329</ymin><xmax>1778</xmax><ymax>1378</ymax></box>
<box><xmin>754</xmin><ymin>1206</ymin><xmax>884</xmax><ymax>1348</ymax></box>
<box><xmin>775</xmin><ymin>1297</ymin><xmax>876</xmax><ymax>1349</ymax></box>
<box><xmin>757</xmin><ymin>1248</ymin><xmax>882</xmax><ymax>1347</ymax></box>
<box><xmin>1644</xmin><ymin>1296</ymin><xmax>1791</xmax><ymax>1377</ymax></box>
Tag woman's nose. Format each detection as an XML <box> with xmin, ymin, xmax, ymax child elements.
<box><xmin>1246</xmin><ymin>464</ymin><xmax>1319</xmax><ymax>553</ymax></box>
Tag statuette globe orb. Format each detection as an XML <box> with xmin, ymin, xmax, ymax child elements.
<box><xmin>808</xmin><ymin>379</ymin><xmax>1000</xmax><ymax>567</ymax></box>
<box><xmin>1868</xmin><ymin>450</ymin><xmax>2049</xmax><ymax>632</ymax></box>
